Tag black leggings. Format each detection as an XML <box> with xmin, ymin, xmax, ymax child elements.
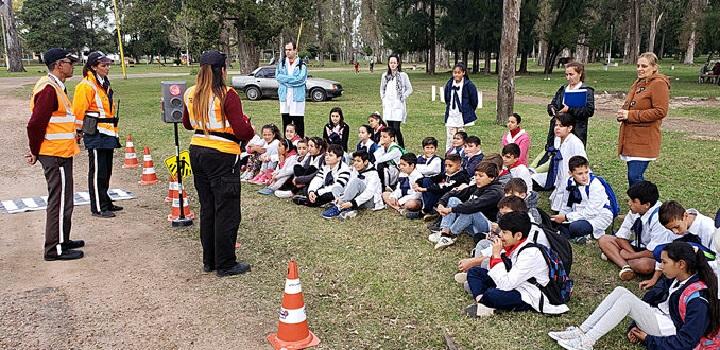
<box><xmin>386</xmin><ymin>120</ymin><xmax>405</xmax><ymax>148</ymax></box>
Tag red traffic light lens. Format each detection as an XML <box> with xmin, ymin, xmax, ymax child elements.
<box><xmin>170</xmin><ymin>85</ymin><xmax>181</xmax><ymax>96</ymax></box>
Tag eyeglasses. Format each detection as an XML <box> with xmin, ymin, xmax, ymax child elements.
<box><xmin>59</xmin><ymin>59</ymin><xmax>73</xmax><ymax>65</ymax></box>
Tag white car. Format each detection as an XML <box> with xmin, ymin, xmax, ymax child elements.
<box><xmin>231</xmin><ymin>66</ymin><xmax>344</xmax><ymax>102</ymax></box>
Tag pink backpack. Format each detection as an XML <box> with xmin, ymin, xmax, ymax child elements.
<box><xmin>678</xmin><ymin>281</ymin><xmax>720</xmax><ymax>350</ymax></box>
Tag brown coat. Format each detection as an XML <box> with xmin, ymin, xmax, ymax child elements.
<box><xmin>617</xmin><ymin>73</ymin><xmax>670</xmax><ymax>158</ymax></box>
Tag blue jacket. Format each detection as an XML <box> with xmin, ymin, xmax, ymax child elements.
<box><xmin>276</xmin><ymin>58</ymin><xmax>307</xmax><ymax>103</ymax></box>
<box><xmin>443</xmin><ymin>78</ymin><xmax>478</xmax><ymax>125</ymax></box>
<box><xmin>636</xmin><ymin>275</ymin><xmax>711</xmax><ymax>350</ymax></box>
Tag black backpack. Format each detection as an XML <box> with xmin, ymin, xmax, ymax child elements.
<box><xmin>531</xmin><ymin>223</ymin><xmax>573</xmax><ymax>275</ymax></box>
<box><xmin>518</xmin><ymin>242</ymin><xmax>574</xmax><ymax>311</ymax></box>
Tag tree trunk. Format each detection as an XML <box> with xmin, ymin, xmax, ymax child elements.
<box><xmin>494</xmin><ymin>50</ymin><xmax>500</xmax><ymax>74</ymax></box>
<box><xmin>484</xmin><ymin>51</ymin><xmax>491</xmax><ymax>73</ymax></box>
<box><xmin>0</xmin><ymin>0</ymin><xmax>25</xmax><ymax>72</ymax></box>
<box><xmin>317</xmin><ymin>4</ymin><xmax>325</xmax><ymax>67</ymax></box>
<box><xmin>543</xmin><ymin>48</ymin><xmax>557</xmax><ymax>74</ymax></box>
<box><xmin>462</xmin><ymin>49</ymin><xmax>469</xmax><ymax>67</ymax></box>
<box><xmin>658</xmin><ymin>31</ymin><xmax>665</xmax><ymax>59</ymax></box>
<box><xmin>472</xmin><ymin>46</ymin><xmax>480</xmax><ymax>73</ymax></box>
<box><xmin>537</xmin><ymin>40</ymin><xmax>546</xmax><ymax>66</ymax></box>
<box><xmin>496</xmin><ymin>0</ymin><xmax>521</xmax><ymax>124</ymax></box>
<box><xmin>518</xmin><ymin>50</ymin><xmax>528</xmax><ymax>73</ymax></box>
<box><xmin>237</xmin><ymin>29</ymin><xmax>259</xmax><ymax>73</ymax></box>
<box><xmin>575</xmin><ymin>34</ymin><xmax>589</xmax><ymax>64</ymax></box>
<box><xmin>623</xmin><ymin>0</ymin><xmax>640</xmax><ymax>64</ymax></box>
<box><xmin>648</xmin><ymin>4</ymin><xmax>658</xmax><ymax>53</ymax></box>
<box><xmin>684</xmin><ymin>22</ymin><xmax>696</xmax><ymax>64</ymax></box>
<box><xmin>427</xmin><ymin>0</ymin><xmax>435</xmax><ymax>74</ymax></box>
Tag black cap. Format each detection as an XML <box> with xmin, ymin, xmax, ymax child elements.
<box><xmin>86</xmin><ymin>51</ymin><xmax>113</xmax><ymax>66</ymax></box>
<box><xmin>44</xmin><ymin>48</ymin><xmax>79</xmax><ymax>67</ymax></box>
<box><xmin>200</xmin><ymin>50</ymin><xmax>226</xmax><ymax>68</ymax></box>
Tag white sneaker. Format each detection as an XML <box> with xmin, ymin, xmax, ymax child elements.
<box><xmin>454</xmin><ymin>272</ymin><xmax>467</xmax><ymax>284</ymax></box>
<box><xmin>434</xmin><ymin>236</ymin><xmax>457</xmax><ymax>250</ymax></box>
<box><xmin>548</xmin><ymin>326</ymin><xmax>584</xmax><ymax>341</ymax></box>
<box><xmin>274</xmin><ymin>190</ymin><xmax>293</xmax><ymax>198</ymax></box>
<box><xmin>339</xmin><ymin>210</ymin><xmax>357</xmax><ymax>220</ymax></box>
<box><xmin>427</xmin><ymin>231</ymin><xmax>442</xmax><ymax>243</ymax></box>
<box><xmin>464</xmin><ymin>303</ymin><xmax>494</xmax><ymax>318</ymax></box>
<box><xmin>558</xmin><ymin>334</ymin><xmax>594</xmax><ymax>350</ymax></box>
<box><xmin>600</xmin><ymin>252</ymin><xmax>608</xmax><ymax>261</ymax></box>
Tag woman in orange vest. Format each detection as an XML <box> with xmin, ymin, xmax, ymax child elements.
<box><xmin>73</xmin><ymin>51</ymin><xmax>122</xmax><ymax>218</ymax></box>
<box><xmin>26</xmin><ymin>48</ymin><xmax>84</xmax><ymax>261</ymax></box>
<box><xmin>182</xmin><ymin>50</ymin><xmax>255</xmax><ymax>277</ymax></box>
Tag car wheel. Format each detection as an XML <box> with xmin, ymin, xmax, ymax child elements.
<box><xmin>310</xmin><ymin>88</ymin><xmax>327</xmax><ymax>102</ymax></box>
<box><xmin>245</xmin><ymin>86</ymin><xmax>261</xmax><ymax>101</ymax></box>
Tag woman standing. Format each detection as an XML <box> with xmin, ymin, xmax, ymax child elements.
<box><xmin>380</xmin><ymin>54</ymin><xmax>413</xmax><ymax>148</ymax></box>
<box><xmin>73</xmin><ymin>51</ymin><xmax>122</xmax><ymax>218</ymax></box>
<box><xmin>616</xmin><ymin>52</ymin><xmax>670</xmax><ymax>187</ymax></box>
<box><xmin>443</xmin><ymin>63</ymin><xmax>478</xmax><ymax>152</ymax></box>
<box><xmin>182</xmin><ymin>50</ymin><xmax>255</xmax><ymax>277</ymax></box>
<box><xmin>545</xmin><ymin>62</ymin><xmax>595</xmax><ymax>147</ymax></box>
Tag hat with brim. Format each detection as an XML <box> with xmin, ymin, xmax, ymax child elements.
<box><xmin>200</xmin><ymin>50</ymin><xmax>226</xmax><ymax>68</ymax></box>
<box><xmin>87</xmin><ymin>51</ymin><xmax>114</xmax><ymax>67</ymax></box>
<box><xmin>44</xmin><ymin>48</ymin><xmax>80</xmax><ymax>67</ymax></box>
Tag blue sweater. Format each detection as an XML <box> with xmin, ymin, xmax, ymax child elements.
<box><xmin>443</xmin><ymin>78</ymin><xmax>478</xmax><ymax>125</ymax></box>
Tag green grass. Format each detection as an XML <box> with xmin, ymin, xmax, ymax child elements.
<box><xmin>11</xmin><ymin>67</ymin><xmax>720</xmax><ymax>349</ymax></box>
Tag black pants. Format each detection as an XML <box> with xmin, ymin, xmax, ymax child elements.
<box><xmin>281</xmin><ymin>113</ymin><xmax>305</xmax><ymax>138</ymax></box>
<box><xmin>38</xmin><ymin>155</ymin><xmax>74</xmax><ymax>258</ymax></box>
<box><xmin>189</xmin><ymin>145</ymin><xmax>242</xmax><ymax>270</ymax></box>
<box><xmin>88</xmin><ymin>148</ymin><xmax>114</xmax><ymax>214</ymax></box>
<box><xmin>386</xmin><ymin>120</ymin><xmax>404</xmax><ymax>147</ymax></box>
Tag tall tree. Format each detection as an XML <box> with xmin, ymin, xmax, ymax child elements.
<box><xmin>496</xmin><ymin>0</ymin><xmax>521</xmax><ymax>124</ymax></box>
<box><xmin>518</xmin><ymin>0</ymin><xmax>538</xmax><ymax>73</ymax></box>
<box><xmin>683</xmin><ymin>0</ymin><xmax>704</xmax><ymax>64</ymax></box>
<box><xmin>622</xmin><ymin>0</ymin><xmax>640</xmax><ymax>64</ymax></box>
<box><xmin>540</xmin><ymin>0</ymin><xmax>587</xmax><ymax>73</ymax></box>
<box><xmin>0</xmin><ymin>0</ymin><xmax>24</xmax><ymax>71</ymax></box>
<box><xmin>360</xmin><ymin>0</ymin><xmax>383</xmax><ymax>63</ymax></box>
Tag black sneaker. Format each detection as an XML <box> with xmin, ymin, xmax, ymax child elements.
<box><xmin>405</xmin><ymin>211</ymin><xmax>422</xmax><ymax>220</ymax></box>
<box><xmin>108</xmin><ymin>204</ymin><xmax>124</xmax><ymax>211</ymax></box>
<box><xmin>216</xmin><ymin>262</ymin><xmax>251</xmax><ymax>277</ymax></box>
<box><xmin>61</xmin><ymin>239</ymin><xmax>85</xmax><ymax>250</ymax></box>
<box><xmin>92</xmin><ymin>211</ymin><xmax>116</xmax><ymax>218</ymax></box>
<box><xmin>292</xmin><ymin>195</ymin><xmax>308</xmax><ymax>206</ymax></box>
<box><xmin>203</xmin><ymin>265</ymin><xmax>215</xmax><ymax>273</ymax></box>
<box><xmin>44</xmin><ymin>249</ymin><xmax>84</xmax><ymax>261</ymax></box>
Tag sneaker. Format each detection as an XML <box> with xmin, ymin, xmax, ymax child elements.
<box><xmin>405</xmin><ymin>211</ymin><xmax>422</xmax><ymax>220</ymax></box>
<box><xmin>548</xmin><ymin>326</ymin><xmax>584</xmax><ymax>341</ymax></box>
<box><xmin>61</xmin><ymin>239</ymin><xmax>85</xmax><ymax>250</ymax></box>
<box><xmin>92</xmin><ymin>210</ymin><xmax>116</xmax><ymax>218</ymax></box>
<box><xmin>44</xmin><ymin>249</ymin><xmax>84</xmax><ymax>261</ymax></box>
<box><xmin>557</xmin><ymin>333</ymin><xmax>594</xmax><ymax>350</ymax></box>
<box><xmin>426</xmin><ymin>218</ymin><xmax>442</xmax><ymax>231</ymax></box>
<box><xmin>454</xmin><ymin>272</ymin><xmax>467</xmax><ymax>284</ymax></box>
<box><xmin>292</xmin><ymin>195</ymin><xmax>308</xmax><ymax>206</ymax></box>
<box><xmin>427</xmin><ymin>231</ymin><xmax>443</xmax><ymax>243</ymax></box>
<box><xmin>338</xmin><ymin>209</ymin><xmax>357</xmax><ymax>220</ymax></box>
<box><xmin>322</xmin><ymin>205</ymin><xmax>341</xmax><ymax>219</ymax></box>
<box><xmin>274</xmin><ymin>190</ymin><xmax>294</xmax><ymax>198</ymax></box>
<box><xmin>619</xmin><ymin>265</ymin><xmax>636</xmax><ymax>281</ymax></box>
<box><xmin>464</xmin><ymin>303</ymin><xmax>494</xmax><ymax>318</ymax></box>
<box><xmin>216</xmin><ymin>262</ymin><xmax>251</xmax><ymax>277</ymax></box>
<box><xmin>573</xmin><ymin>236</ymin><xmax>587</xmax><ymax>245</ymax></box>
<box><xmin>434</xmin><ymin>235</ymin><xmax>457</xmax><ymax>250</ymax></box>
<box><xmin>423</xmin><ymin>213</ymin><xmax>439</xmax><ymax>222</ymax></box>
<box><xmin>257</xmin><ymin>187</ymin><xmax>274</xmax><ymax>195</ymax></box>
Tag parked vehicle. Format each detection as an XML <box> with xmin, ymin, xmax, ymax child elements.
<box><xmin>231</xmin><ymin>66</ymin><xmax>344</xmax><ymax>102</ymax></box>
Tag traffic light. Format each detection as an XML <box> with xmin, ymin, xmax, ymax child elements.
<box><xmin>161</xmin><ymin>81</ymin><xmax>187</xmax><ymax>123</ymax></box>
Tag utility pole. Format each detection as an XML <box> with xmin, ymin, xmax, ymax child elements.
<box><xmin>112</xmin><ymin>0</ymin><xmax>127</xmax><ymax>79</ymax></box>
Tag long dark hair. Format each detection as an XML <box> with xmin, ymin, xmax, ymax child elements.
<box><xmin>664</xmin><ymin>241</ymin><xmax>720</xmax><ymax>337</ymax></box>
<box><xmin>328</xmin><ymin>106</ymin><xmax>345</xmax><ymax>127</ymax></box>
<box><xmin>386</xmin><ymin>54</ymin><xmax>402</xmax><ymax>76</ymax></box>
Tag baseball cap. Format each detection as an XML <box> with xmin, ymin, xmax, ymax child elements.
<box><xmin>86</xmin><ymin>51</ymin><xmax>114</xmax><ymax>66</ymax></box>
<box><xmin>200</xmin><ymin>50</ymin><xmax>227</xmax><ymax>68</ymax></box>
<box><xmin>44</xmin><ymin>48</ymin><xmax>79</xmax><ymax>67</ymax></box>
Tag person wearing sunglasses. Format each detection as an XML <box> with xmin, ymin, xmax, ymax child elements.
<box><xmin>26</xmin><ymin>48</ymin><xmax>83</xmax><ymax>261</ymax></box>
<box><xmin>73</xmin><ymin>51</ymin><xmax>122</xmax><ymax>218</ymax></box>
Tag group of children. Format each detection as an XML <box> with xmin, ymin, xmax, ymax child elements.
<box><xmin>236</xmin><ymin>103</ymin><xmax>720</xmax><ymax>349</ymax></box>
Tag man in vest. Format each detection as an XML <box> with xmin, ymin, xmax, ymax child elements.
<box><xmin>276</xmin><ymin>41</ymin><xmax>307</xmax><ymax>137</ymax></box>
<box><xmin>26</xmin><ymin>48</ymin><xmax>84</xmax><ymax>261</ymax></box>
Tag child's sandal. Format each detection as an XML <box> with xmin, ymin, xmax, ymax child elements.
<box><xmin>619</xmin><ymin>265</ymin><xmax>635</xmax><ymax>281</ymax></box>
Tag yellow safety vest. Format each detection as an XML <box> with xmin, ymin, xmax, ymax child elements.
<box><xmin>30</xmin><ymin>75</ymin><xmax>80</xmax><ymax>158</ymax></box>
<box><xmin>72</xmin><ymin>73</ymin><xmax>118</xmax><ymax>137</ymax></box>
<box><xmin>184</xmin><ymin>86</ymin><xmax>240</xmax><ymax>154</ymax></box>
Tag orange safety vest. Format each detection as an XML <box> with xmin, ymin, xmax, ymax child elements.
<box><xmin>72</xmin><ymin>73</ymin><xmax>117</xmax><ymax>137</ymax></box>
<box><xmin>184</xmin><ymin>86</ymin><xmax>241</xmax><ymax>155</ymax></box>
<box><xmin>30</xmin><ymin>75</ymin><xmax>80</xmax><ymax>158</ymax></box>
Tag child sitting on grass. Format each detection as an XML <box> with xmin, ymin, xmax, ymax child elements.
<box><xmin>295</xmin><ymin>144</ymin><xmax>350</xmax><ymax>207</ymax></box>
<box><xmin>259</xmin><ymin>138</ymin><xmax>304</xmax><ymax>195</ymax></box>
<box><xmin>255</xmin><ymin>138</ymin><xmax>296</xmax><ymax>189</ymax></box>
<box><xmin>382</xmin><ymin>153</ymin><xmax>423</xmax><ymax>215</ymax></box>
<box><xmin>356</xmin><ymin>125</ymin><xmax>379</xmax><ymax>163</ymax></box>
<box><xmin>322</xmin><ymin>106</ymin><xmax>350</xmax><ymax>152</ymax></box>
<box><xmin>374</xmin><ymin>128</ymin><xmax>403</xmax><ymax>190</ymax></box>
<box><xmin>415</xmin><ymin>137</ymin><xmax>443</xmax><ymax>178</ymax></box>
<box><xmin>464</xmin><ymin>211</ymin><xmax>570</xmax><ymax>318</ymax></box>
<box><xmin>446</xmin><ymin>131</ymin><xmax>467</xmax><ymax>158</ymax></box>
<box><xmin>551</xmin><ymin>156</ymin><xmax>614</xmax><ymax>244</ymax></box>
<box><xmin>501</xmin><ymin>143</ymin><xmax>532</xmax><ymax>191</ymax></box>
<box><xmin>504</xmin><ymin>178</ymin><xmax>542</xmax><ymax>224</ymax></box>
<box><xmin>463</xmin><ymin>136</ymin><xmax>484</xmax><ymax>177</ymax></box>
<box><xmin>413</xmin><ymin>154</ymin><xmax>469</xmax><ymax>221</ymax></box>
<box><xmin>598</xmin><ymin>180</ymin><xmax>675</xmax><ymax>281</ymax></box>
<box><xmin>322</xmin><ymin>150</ymin><xmax>384</xmax><ymax>220</ymax></box>
<box><xmin>246</xmin><ymin>124</ymin><xmax>282</xmax><ymax>183</ymax></box>
<box><xmin>275</xmin><ymin>137</ymin><xmax>325</xmax><ymax>198</ymax></box>
<box><xmin>431</xmin><ymin>162</ymin><xmax>504</xmax><ymax>250</ymax></box>
<box><xmin>284</xmin><ymin>123</ymin><xmax>301</xmax><ymax>146</ymax></box>
<box><xmin>367</xmin><ymin>112</ymin><xmax>386</xmax><ymax>144</ymax></box>
<box><xmin>501</xmin><ymin>112</ymin><xmax>531</xmax><ymax>165</ymax></box>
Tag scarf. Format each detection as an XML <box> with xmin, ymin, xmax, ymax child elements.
<box><xmin>509</xmin><ymin>128</ymin><xmax>521</xmax><ymax>138</ymax></box>
<box><xmin>384</xmin><ymin>72</ymin><xmax>405</xmax><ymax>102</ymax></box>
<box><xmin>398</xmin><ymin>176</ymin><xmax>411</xmax><ymax>196</ymax></box>
<box><xmin>451</xmin><ymin>85</ymin><xmax>461</xmax><ymax>110</ymax></box>
<box><xmin>565</xmin><ymin>182</ymin><xmax>583</xmax><ymax>208</ymax></box>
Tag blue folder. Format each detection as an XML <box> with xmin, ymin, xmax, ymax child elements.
<box><xmin>563</xmin><ymin>89</ymin><xmax>588</xmax><ymax>108</ymax></box>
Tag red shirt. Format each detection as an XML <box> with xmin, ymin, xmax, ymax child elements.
<box><xmin>27</xmin><ymin>85</ymin><xmax>59</xmax><ymax>156</ymax></box>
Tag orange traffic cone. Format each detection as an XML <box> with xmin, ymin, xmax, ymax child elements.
<box><xmin>165</xmin><ymin>175</ymin><xmax>178</xmax><ymax>203</ymax></box>
<box><xmin>138</xmin><ymin>146</ymin><xmax>159</xmax><ymax>186</ymax></box>
<box><xmin>122</xmin><ymin>134</ymin><xmax>140</xmax><ymax>169</ymax></box>
<box><xmin>167</xmin><ymin>182</ymin><xmax>194</xmax><ymax>221</ymax></box>
<box><xmin>267</xmin><ymin>260</ymin><xmax>321</xmax><ymax>350</ymax></box>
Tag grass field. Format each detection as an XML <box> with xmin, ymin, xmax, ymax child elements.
<box><xmin>17</xmin><ymin>62</ymin><xmax>720</xmax><ymax>349</ymax></box>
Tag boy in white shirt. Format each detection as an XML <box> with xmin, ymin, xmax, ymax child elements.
<box><xmin>299</xmin><ymin>144</ymin><xmax>350</xmax><ymax>208</ymax></box>
<box><xmin>552</xmin><ymin>156</ymin><xmax>614</xmax><ymax>244</ymax></box>
<box><xmin>546</xmin><ymin>113</ymin><xmax>587</xmax><ymax>211</ymax></box>
<box><xmin>322</xmin><ymin>150</ymin><xmax>383</xmax><ymax>219</ymax></box>
<box><xmin>415</xmin><ymin>137</ymin><xmax>443</xmax><ymax>178</ymax></box>
<box><xmin>382</xmin><ymin>153</ymin><xmax>423</xmax><ymax>214</ymax></box>
<box><xmin>373</xmin><ymin>128</ymin><xmax>403</xmax><ymax>190</ymax></box>
<box><xmin>501</xmin><ymin>143</ymin><xmax>532</xmax><ymax>192</ymax></box>
<box><xmin>598</xmin><ymin>181</ymin><xmax>675</xmax><ymax>281</ymax></box>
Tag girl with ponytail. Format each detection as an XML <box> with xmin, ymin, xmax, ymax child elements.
<box><xmin>549</xmin><ymin>241</ymin><xmax>719</xmax><ymax>350</ymax></box>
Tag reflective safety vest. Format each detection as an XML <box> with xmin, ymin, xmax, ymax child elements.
<box><xmin>73</xmin><ymin>74</ymin><xmax>118</xmax><ymax>137</ymax></box>
<box><xmin>184</xmin><ymin>86</ymin><xmax>241</xmax><ymax>154</ymax></box>
<box><xmin>30</xmin><ymin>75</ymin><xmax>80</xmax><ymax>158</ymax></box>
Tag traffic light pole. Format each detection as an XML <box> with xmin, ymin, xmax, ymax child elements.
<box><xmin>172</xmin><ymin>121</ymin><xmax>192</xmax><ymax>227</ymax></box>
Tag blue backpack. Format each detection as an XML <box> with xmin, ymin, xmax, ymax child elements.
<box><xmin>568</xmin><ymin>174</ymin><xmax>620</xmax><ymax>218</ymax></box>
<box><xmin>518</xmin><ymin>242</ymin><xmax>574</xmax><ymax>312</ymax></box>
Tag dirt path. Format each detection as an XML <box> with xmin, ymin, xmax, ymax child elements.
<box><xmin>0</xmin><ymin>77</ymin><xmax>271</xmax><ymax>350</ymax></box>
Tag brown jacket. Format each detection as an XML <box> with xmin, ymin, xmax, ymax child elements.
<box><xmin>617</xmin><ymin>73</ymin><xmax>670</xmax><ymax>158</ymax></box>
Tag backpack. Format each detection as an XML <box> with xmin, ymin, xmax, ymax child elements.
<box><xmin>678</xmin><ymin>281</ymin><xmax>720</xmax><ymax>350</ymax></box>
<box><xmin>567</xmin><ymin>174</ymin><xmax>620</xmax><ymax>218</ymax></box>
<box><xmin>532</xmin><ymin>223</ymin><xmax>573</xmax><ymax>275</ymax></box>
<box><xmin>388</xmin><ymin>144</ymin><xmax>407</xmax><ymax>156</ymax></box>
<box><xmin>518</xmin><ymin>241</ymin><xmax>574</xmax><ymax>312</ymax></box>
